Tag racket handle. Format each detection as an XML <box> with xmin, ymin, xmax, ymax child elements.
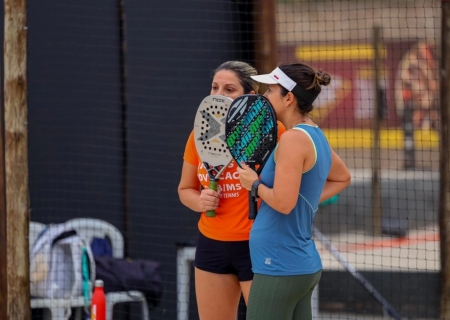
<box><xmin>206</xmin><ymin>179</ymin><xmax>218</xmax><ymax>217</ymax></box>
<box><xmin>248</xmin><ymin>192</ymin><xmax>258</xmax><ymax>220</ymax></box>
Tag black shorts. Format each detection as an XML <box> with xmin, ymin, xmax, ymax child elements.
<box><xmin>194</xmin><ymin>232</ymin><xmax>253</xmax><ymax>282</ymax></box>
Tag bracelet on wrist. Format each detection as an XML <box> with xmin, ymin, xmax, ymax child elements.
<box><xmin>251</xmin><ymin>179</ymin><xmax>263</xmax><ymax>198</ymax></box>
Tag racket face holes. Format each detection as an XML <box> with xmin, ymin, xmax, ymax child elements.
<box><xmin>195</xmin><ymin>96</ymin><xmax>234</xmax><ymax>162</ymax></box>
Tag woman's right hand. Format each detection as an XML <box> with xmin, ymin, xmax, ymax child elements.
<box><xmin>178</xmin><ymin>161</ymin><xmax>221</xmax><ymax>213</ymax></box>
<box><xmin>199</xmin><ymin>188</ymin><xmax>220</xmax><ymax>212</ymax></box>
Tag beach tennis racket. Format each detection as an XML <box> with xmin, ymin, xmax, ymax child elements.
<box><xmin>225</xmin><ymin>94</ymin><xmax>278</xmax><ymax>219</ymax></box>
<box><xmin>193</xmin><ymin>95</ymin><xmax>233</xmax><ymax>217</ymax></box>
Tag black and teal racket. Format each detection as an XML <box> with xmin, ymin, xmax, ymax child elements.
<box><xmin>225</xmin><ymin>94</ymin><xmax>278</xmax><ymax>219</ymax></box>
<box><xmin>194</xmin><ymin>95</ymin><xmax>233</xmax><ymax>217</ymax></box>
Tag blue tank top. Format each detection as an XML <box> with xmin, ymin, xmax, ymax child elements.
<box><xmin>250</xmin><ymin>124</ymin><xmax>332</xmax><ymax>276</ymax></box>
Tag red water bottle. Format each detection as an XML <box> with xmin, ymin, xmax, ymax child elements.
<box><xmin>91</xmin><ymin>280</ymin><xmax>106</xmax><ymax>320</ymax></box>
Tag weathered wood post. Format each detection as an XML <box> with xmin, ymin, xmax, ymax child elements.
<box><xmin>4</xmin><ymin>0</ymin><xmax>30</xmax><ymax>318</ymax></box>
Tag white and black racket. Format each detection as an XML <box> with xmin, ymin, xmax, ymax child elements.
<box><xmin>193</xmin><ymin>95</ymin><xmax>233</xmax><ymax>217</ymax></box>
<box><xmin>225</xmin><ymin>94</ymin><xmax>278</xmax><ymax>219</ymax></box>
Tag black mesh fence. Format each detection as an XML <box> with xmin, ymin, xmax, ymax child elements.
<box><xmin>26</xmin><ymin>1</ymin><xmax>441</xmax><ymax>319</ymax></box>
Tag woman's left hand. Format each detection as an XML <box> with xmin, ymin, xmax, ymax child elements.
<box><xmin>237</xmin><ymin>162</ymin><xmax>259</xmax><ymax>191</ymax></box>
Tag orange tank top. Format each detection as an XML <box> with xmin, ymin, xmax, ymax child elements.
<box><xmin>182</xmin><ymin>121</ymin><xmax>286</xmax><ymax>241</ymax></box>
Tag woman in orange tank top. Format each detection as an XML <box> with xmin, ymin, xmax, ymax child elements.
<box><xmin>177</xmin><ymin>61</ymin><xmax>285</xmax><ymax>320</ymax></box>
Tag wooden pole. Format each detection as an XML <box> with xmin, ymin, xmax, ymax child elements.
<box><xmin>253</xmin><ymin>0</ymin><xmax>278</xmax><ymax>88</ymax></box>
<box><xmin>440</xmin><ymin>1</ymin><xmax>450</xmax><ymax>318</ymax></box>
<box><xmin>0</xmin><ymin>64</ymin><xmax>7</xmax><ymax>320</ymax></box>
<box><xmin>4</xmin><ymin>0</ymin><xmax>30</xmax><ymax>319</ymax></box>
<box><xmin>372</xmin><ymin>26</ymin><xmax>382</xmax><ymax>236</ymax></box>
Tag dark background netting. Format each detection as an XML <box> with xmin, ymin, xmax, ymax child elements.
<box><xmin>26</xmin><ymin>1</ymin><xmax>440</xmax><ymax>319</ymax></box>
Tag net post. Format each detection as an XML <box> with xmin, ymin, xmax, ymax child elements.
<box><xmin>372</xmin><ymin>25</ymin><xmax>382</xmax><ymax>236</ymax></box>
<box><xmin>253</xmin><ymin>0</ymin><xmax>278</xmax><ymax>94</ymax></box>
<box><xmin>118</xmin><ymin>0</ymin><xmax>131</xmax><ymax>259</ymax></box>
<box><xmin>440</xmin><ymin>1</ymin><xmax>450</xmax><ymax>318</ymax></box>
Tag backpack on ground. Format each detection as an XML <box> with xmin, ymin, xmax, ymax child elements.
<box><xmin>91</xmin><ymin>236</ymin><xmax>163</xmax><ymax>309</ymax></box>
<box><xmin>30</xmin><ymin>222</ymin><xmax>96</xmax><ymax>299</ymax></box>
<box><xmin>94</xmin><ymin>255</ymin><xmax>163</xmax><ymax>309</ymax></box>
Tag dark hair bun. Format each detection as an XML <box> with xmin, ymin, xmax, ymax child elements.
<box><xmin>315</xmin><ymin>69</ymin><xmax>331</xmax><ymax>87</ymax></box>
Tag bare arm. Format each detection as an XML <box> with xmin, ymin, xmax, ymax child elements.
<box><xmin>238</xmin><ymin>129</ymin><xmax>312</xmax><ymax>214</ymax></box>
<box><xmin>177</xmin><ymin>161</ymin><xmax>219</xmax><ymax>212</ymax></box>
<box><xmin>319</xmin><ymin>149</ymin><xmax>351</xmax><ymax>203</ymax></box>
<box><xmin>238</xmin><ymin>130</ymin><xmax>351</xmax><ymax>214</ymax></box>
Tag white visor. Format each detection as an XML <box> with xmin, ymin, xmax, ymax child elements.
<box><xmin>251</xmin><ymin>67</ymin><xmax>297</xmax><ymax>91</ymax></box>
<box><xmin>251</xmin><ymin>67</ymin><xmax>318</xmax><ymax>105</ymax></box>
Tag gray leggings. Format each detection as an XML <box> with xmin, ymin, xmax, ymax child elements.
<box><xmin>246</xmin><ymin>270</ymin><xmax>322</xmax><ymax>320</ymax></box>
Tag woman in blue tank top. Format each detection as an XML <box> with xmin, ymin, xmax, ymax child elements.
<box><xmin>237</xmin><ymin>62</ymin><xmax>351</xmax><ymax>320</ymax></box>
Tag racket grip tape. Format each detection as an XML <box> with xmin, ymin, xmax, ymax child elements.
<box><xmin>206</xmin><ymin>179</ymin><xmax>218</xmax><ymax>217</ymax></box>
<box><xmin>248</xmin><ymin>192</ymin><xmax>258</xmax><ymax>220</ymax></box>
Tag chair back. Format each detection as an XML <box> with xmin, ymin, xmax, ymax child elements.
<box><xmin>29</xmin><ymin>221</ymin><xmax>46</xmax><ymax>253</ymax></box>
<box><xmin>65</xmin><ymin>218</ymin><xmax>124</xmax><ymax>258</ymax></box>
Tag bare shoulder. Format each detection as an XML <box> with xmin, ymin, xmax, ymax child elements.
<box><xmin>279</xmin><ymin>128</ymin><xmax>313</xmax><ymax>144</ymax></box>
<box><xmin>277</xmin><ymin>128</ymin><xmax>314</xmax><ymax>157</ymax></box>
